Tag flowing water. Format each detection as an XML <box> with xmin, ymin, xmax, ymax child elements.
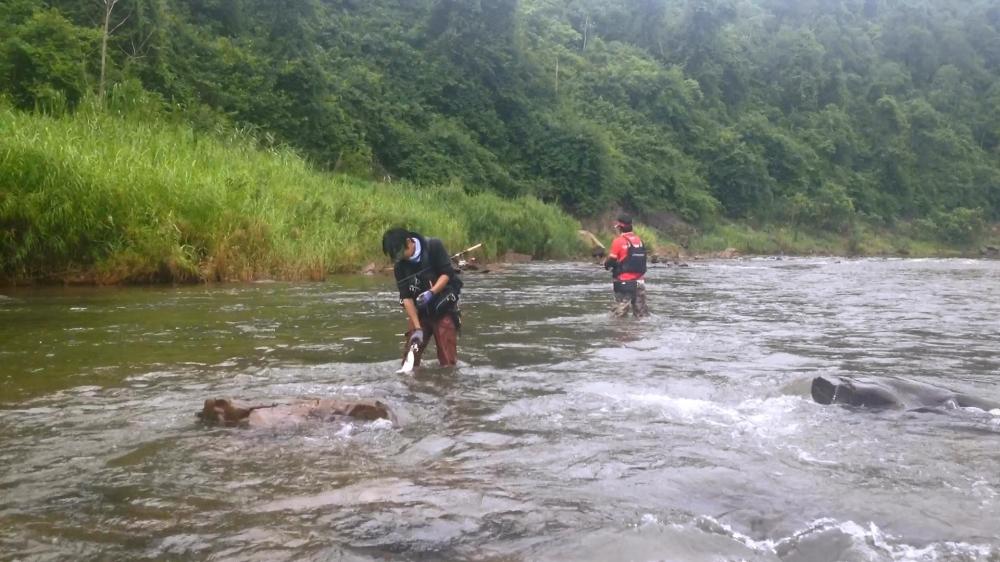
<box><xmin>1</xmin><ymin>258</ymin><xmax>999</xmax><ymax>561</ymax></box>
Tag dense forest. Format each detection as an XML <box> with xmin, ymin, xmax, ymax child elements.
<box><xmin>3</xmin><ymin>0</ymin><xmax>1000</xmax><ymax>280</ymax></box>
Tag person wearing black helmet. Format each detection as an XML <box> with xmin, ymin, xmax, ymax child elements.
<box><xmin>603</xmin><ymin>214</ymin><xmax>649</xmax><ymax>317</ymax></box>
<box><xmin>381</xmin><ymin>228</ymin><xmax>463</xmax><ymax>367</ymax></box>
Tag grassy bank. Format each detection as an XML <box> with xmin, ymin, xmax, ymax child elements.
<box><xmin>581</xmin><ymin>215</ymin><xmax>999</xmax><ymax>260</ymax></box>
<box><xmin>0</xmin><ymin>106</ymin><xmax>583</xmax><ymax>284</ymax></box>
<box><xmin>680</xmin><ymin>221</ymin><xmax>1000</xmax><ymax>259</ymax></box>
<box><xmin>3</xmin><ymin>105</ymin><xmax>992</xmax><ymax>286</ymax></box>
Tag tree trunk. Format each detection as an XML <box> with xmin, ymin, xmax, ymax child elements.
<box><xmin>99</xmin><ymin>0</ymin><xmax>119</xmax><ymax>105</ymax></box>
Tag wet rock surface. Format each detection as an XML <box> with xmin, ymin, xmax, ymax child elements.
<box><xmin>198</xmin><ymin>397</ymin><xmax>395</xmax><ymax>427</ymax></box>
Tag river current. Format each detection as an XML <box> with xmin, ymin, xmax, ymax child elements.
<box><xmin>1</xmin><ymin>258</ymin><xmax>998</xmax><ymax>561</ymax></box>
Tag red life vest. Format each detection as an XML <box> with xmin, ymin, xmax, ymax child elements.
<box><xmin>611</xmin><ymin>232</ymin><xmax>647</xmax><ymax>280</ymax></box>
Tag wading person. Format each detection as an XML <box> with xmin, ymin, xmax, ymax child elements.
<box><xmin>604</xmin><ymin>214</ymin><xmax>649</xmax><ymax>318</ymax></box>
<box><xmin>382</xmin><ymin>228</ymin><xmax>463</xmax><ymax>368</ymax></box>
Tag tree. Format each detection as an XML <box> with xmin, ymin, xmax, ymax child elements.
<box><xmin>4</xmin><ymin>0</ymin><xmax>1000</xmax><ymax>229</ymax></box>
<box><xmin>0</xmin><ymin>8</ymin><xmax>96</xmax><ymax>111</ymax></box>
<box><xmin>707</xmin><ymin>130</ymin><xmax>776</xmax><ymax>218</ymax></box>
<box><xmin>98</xmin><ymin>0</ymin><xmax>129</xmax><ymax>104</ymax></box>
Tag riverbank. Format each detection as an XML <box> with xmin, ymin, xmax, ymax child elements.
<box><xmin>579</xmin><ymin>219</ymin><xmax>1000</xmax><ymax>264</ymax></box>
<box><xmin>0</xmin><ymin>106</ymin><xmax>581</xmax><ymax>285</ymax></box>
<box><xmin>678</xmin><ymin>222</ymin><xmax>1000</xmax><ymax>260</ymax></box>
<box><xmin>4</xmin><ymin>106</ymin><xmax>995</xmax><ymax>286</ymax></box>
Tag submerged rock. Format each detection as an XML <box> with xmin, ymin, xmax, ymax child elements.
<box><xmin>198</xmin><ymin>397</ymin><xmax>395</xmax><ymax>428</ymax></box>
<box><xmin>810</xmin><ymin>375</ymin><xmax>1000</xmax><ymax>412</ymax></box>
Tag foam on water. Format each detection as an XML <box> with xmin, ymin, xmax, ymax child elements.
<box><xmin>689</xmin><ymin>515</ymin><xmax>1000</xmax><ymax>562</ymax></box>
<box><xmin>4</xmin><ymin>259</ymin><xmax>1000</xmax><ymax>560</ymax></box>
<box><xmin>577</xmin><ymin>380</ymin><xmax>804</xmax><ymax>437</ymax></box>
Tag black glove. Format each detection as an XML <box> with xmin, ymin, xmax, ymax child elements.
<box><xmin>603</xmin><ymin>257</ymin><xmax>617</xmax><ymax>271</ymax></box>
<box><xmin>408</xmin><ymin>329</ymin><xmax>424</xmax><ymax>346</ymax></box>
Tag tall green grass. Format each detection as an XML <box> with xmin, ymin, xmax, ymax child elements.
<box><xmin>683</xmin><ymin>221</ymin><xmax>979</xmax><ymax>257</ymax></box>
<box><xmin>0</xmin><ymin>106</ymin><xmax>583</xmax><ymax>283</ymax></box>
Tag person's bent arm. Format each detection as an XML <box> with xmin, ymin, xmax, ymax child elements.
<box><xmin>429</xmin><ymin>273</ymin><xmax>450</xmax><ymax>295</ymax></box>
<box><xmin>605</xmin><ymin>238</ymin><xmax>624</xmax><ymax>270</ymax></box>
<box><xmin>402</xmin><ymin>299</ymin><xmax>422</xmax><ymax>331</ymax></box>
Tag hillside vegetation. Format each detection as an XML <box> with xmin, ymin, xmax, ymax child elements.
<box><xmin>2</xmin><ymin>0</ymin><xmax>1000</xmax><ymax>281</ymax></box>
<box><xmin>0</xmin><ymin>103</ymin><xmax>580</xmax><ymax>282</ymax></box>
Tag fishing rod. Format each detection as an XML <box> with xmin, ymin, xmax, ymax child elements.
<box><xmin>451</xmin><ymin>243</ymin><xmax>482</xmax><ymax>260</ymax></box>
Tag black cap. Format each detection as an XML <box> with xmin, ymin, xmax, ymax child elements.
<box><xmin>615</xmin><ymin>214</ymin><xmax>633</xmax><ymax>225</ymax></box>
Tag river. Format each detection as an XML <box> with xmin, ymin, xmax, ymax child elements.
<box><xmin>1</xmin><ymin>258</ymin><xmax>998</xmax><ymax>561</ymax></box>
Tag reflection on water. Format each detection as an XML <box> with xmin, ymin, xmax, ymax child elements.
<box><xmin>1</xmin><ymin>259</ymin><xmax>999</xmax><ymax>561</ymax></box>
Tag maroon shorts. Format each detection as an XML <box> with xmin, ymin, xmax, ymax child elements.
<box><xmin>404</xmin><ymin>313</ymin><xmax>458</xmax><ymax>367</ymax></box>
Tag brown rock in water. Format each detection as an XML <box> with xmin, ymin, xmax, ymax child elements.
<box><xmin>198</xmin><ymin>398</ymin><xmax>394</xmax><ymax>428</ymax></box>
<box><xmin>198</xmin><ymin>398</ymin><xmax>257</xmax><ymax>425</ymax></box>
<box><xmin>343</xmin><ymin>401</ymin><xmax>392</xmax><ymax>421</ymax></box>
<box><xmin>457</xmin><ymin>257</ymin><xmax>489</xmax><ymax>273</ymax></box>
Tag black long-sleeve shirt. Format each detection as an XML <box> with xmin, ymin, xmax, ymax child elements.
<box><xmin>393</xmin><ymin>233</ymin><xmax>463</xmax><ymax>301</ymax></box>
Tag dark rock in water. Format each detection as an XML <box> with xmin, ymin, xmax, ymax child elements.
<box><xmin>198</xmin><ymin>398</ymin><xmax>395</xmax><ymax>428</ymax></box>
<box><xmin>810</xmin><ymin>375</ymin><xmax>1000</xmax><ymax>412</ymax></box>
<box><xmin>457</xmin><ymin>257</ymin><xmax>491</xmax><ymax>274</ymax></box>
<box><xmin>811</xmin><ymin>376</ymin><xmax>900</xmax><ymax>408</ymax></box>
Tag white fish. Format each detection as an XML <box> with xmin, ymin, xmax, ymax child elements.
<box><xmin>396</xmin><ymin>343</ymin><xmax>419</xmax><ymax>374</ymax></box>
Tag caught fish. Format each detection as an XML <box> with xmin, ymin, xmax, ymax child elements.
<box><xmin>396</xmin><ymin>343</ymin><xmax>419</xmax><ymax>374</ymax></box>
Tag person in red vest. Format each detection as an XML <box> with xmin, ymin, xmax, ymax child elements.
<box><xmin>603</xmin><ymin>214</ymin><xmax>649</xmax><ymax>317</ymax></box>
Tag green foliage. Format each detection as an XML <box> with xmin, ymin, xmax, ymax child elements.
<box><xmin>0</xmin><ymin>108</ymin><xmax>581</xmax><ymax>282</ymax></box>
<box><xmin>0</xmin><ymin>8</ymin><xmax>97</xmax><ymax>112</ymax></box>
<box><xmin>521</xmin><ymin>110</ymin><xmax>617</xmax><ymax>213</ymax></box>
<box><xmin>783</xmin><ymin>182</ymin><xmax>856</xmax><ymax>232</ymax></box>
<box><xmin>707</xmin><ymin>128</ymin><xmax>776</xmax><ymax>218</ymax></box>
<box><xmin>687</xmin><ymin>223</ymin><xmax>779</xmax><ymax>255</ymax></box>
<box><xmin>3</xmin><ymin>0</ymin><xmax>1000</xmax><ymax>268</ymax></box>
<box><xmin>460</xmin><ymin>191</ymin><xmax>583</xmax><ymax>258</ymax></box>
<box><xmin>915</xmin><ymin>207</ymin><xmax>987</xmax><ymax>245</ymax></box>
